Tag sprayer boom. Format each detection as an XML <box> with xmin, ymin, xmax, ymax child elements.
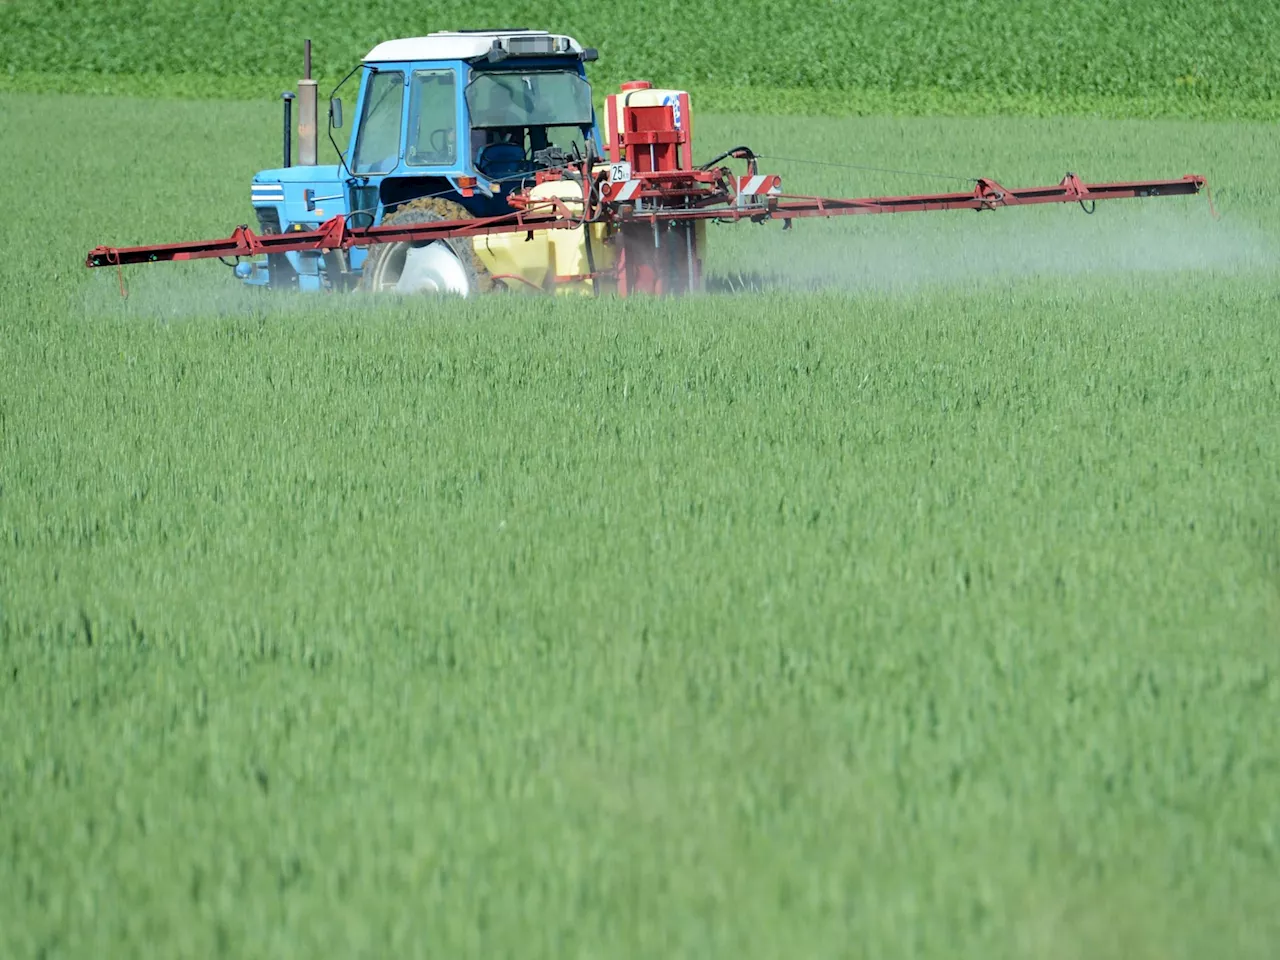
<box><xmin>87</xmin><ymin>172</ymin><xmax>1207</xmax><ymax>274</ymax></box>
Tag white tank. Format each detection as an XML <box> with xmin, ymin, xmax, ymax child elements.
<box><xmin>603</xmin><ymin>80</ymin><xmax>694</xmax><ymax>159</ymax></box>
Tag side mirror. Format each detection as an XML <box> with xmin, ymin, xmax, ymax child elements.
<box><xmin>580</xmin><ymin>48</ymin><xmax>599</xmax><ymax>63</ymax></box>
<box><xmin>329</xmin><ymin>97</ymin><xmax>343</xmax><ymax>129</ymax></box>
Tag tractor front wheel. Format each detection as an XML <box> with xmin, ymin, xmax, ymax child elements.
<box><xmin>359</xmin><ymin>198</ymin><xmax>493</xmax><ymax>296</ymax></box>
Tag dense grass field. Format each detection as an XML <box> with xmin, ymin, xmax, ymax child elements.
<box><xmin>3</xmin><ymin>0</ymin><xmax>1278</xmax><ymax>118</ymax></box>
<box><xmin>3</xmin><ymin>88</ymin><xmax>1279</xmax><ymax>957</ymax></box>
<box><xmin>5</xmin><ymin>0</ymin><xmax>1280</xmax><ymax>948</ymax></box>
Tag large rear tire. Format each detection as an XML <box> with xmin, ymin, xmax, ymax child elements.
<box><xmin>360</xmin><ymin>198</ymin><xmax>494</xmax><ymax>296</ymax></box>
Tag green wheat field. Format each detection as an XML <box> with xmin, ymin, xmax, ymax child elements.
<box><xmin>2</xmin><ymin>3</ymin><xmax>1278</xmax><ymax>958</ymax></box>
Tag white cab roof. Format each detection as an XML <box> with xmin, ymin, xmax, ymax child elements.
<box><xmin>364</xmin><ymin>31</ymin><xmax>584</xmax><ymax>63</ymax></box>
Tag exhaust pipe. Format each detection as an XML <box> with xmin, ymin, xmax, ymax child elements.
<box><xmin>280</xmin><ymin>91</ymin><xmax>295</xmax><ymax>167</ymax></box>
<box><xmin>298</xmin><ymin>39</ymin><xmax>318</xmax><ymax>166</ymax></box>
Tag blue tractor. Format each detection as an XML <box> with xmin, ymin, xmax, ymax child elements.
<box><xmin>245</xmin><ymin>30</ymin><xmax>601</xmax><ymax>294</ymax></box>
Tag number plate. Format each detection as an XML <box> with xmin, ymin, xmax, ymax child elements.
<box><xmin>608</xmin><ymin>162</ymin><xmax>632</xmax><ymax>183</ymax></box>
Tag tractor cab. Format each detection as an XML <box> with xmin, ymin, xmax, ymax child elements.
<box><xmin>349</xmin><ymin>34</ymin><xmax>598</xmax><ymax>212</ymax></box>
<box><xmin>245</xmin><ymin>30</ymin><xmax>600</xmax><ymax>289</ymax></box>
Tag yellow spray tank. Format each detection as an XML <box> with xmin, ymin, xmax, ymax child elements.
<box><xmin>473</xmin><ymin>178</ymin><xmax>618</xmax><ymax>295</ymax></box>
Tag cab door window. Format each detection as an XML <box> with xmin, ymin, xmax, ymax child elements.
<box><xmin>352</xmin><ymin>70</ymin><xmax>405</xmax><ymax>174</ymax></box>
<box><xmin>407</xmin><ymin>70</ymin><xmax>457</xmax><ymax>166</ymax></box>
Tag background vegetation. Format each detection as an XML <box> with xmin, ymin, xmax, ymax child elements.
<box><xmin>3</xmin><ymin>0</ymin><xmax>1277</xmax><ymax>118</ymax></box>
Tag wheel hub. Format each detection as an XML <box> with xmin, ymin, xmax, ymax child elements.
<box><xmin>394</xmin><ymin>241</ymin><xmax>472</xmax><ymax>296</ymax></box>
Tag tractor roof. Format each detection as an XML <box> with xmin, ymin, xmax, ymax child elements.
<box><xmin>363</xmin><ymin>30</ymin><xmax>585</xmax><ymax>63</ymax></box>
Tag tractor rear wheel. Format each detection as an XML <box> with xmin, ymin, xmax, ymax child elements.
<box><xmin>360</xmin><ymin>198</ymin><xmax>494</xmax><ymax>296</ymax></box>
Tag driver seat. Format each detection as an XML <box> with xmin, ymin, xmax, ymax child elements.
<box><xmin>475</xmin><ymin>141</ymin><xmax>529</xmax><ymax>181</ymax></box>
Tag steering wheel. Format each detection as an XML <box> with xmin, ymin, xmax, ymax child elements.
<box><xmin>429</xmin><ymin>128</ymin><xmax>451</xmax><ymax>156</ymax></box>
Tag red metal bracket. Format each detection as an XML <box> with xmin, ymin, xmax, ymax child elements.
<box><xmin>973</xmin><ymin>178</ymin><xmax>1007</xmax><ymax>208</ymax></box>
<box><xmin>314</xmin><ymin>215</ymin><xmax>348</xmax><ymax>252</ymax></box>
<box><xmin>224</xmin><ymin>225</ymin><xmax>265</xmax><ymax>257</ymax></box>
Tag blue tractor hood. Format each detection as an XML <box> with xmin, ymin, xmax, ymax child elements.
<box><xmin>253</xmin><ymin>165</ymin><xmax>345</xmax><ymax>185</ymax></box>
<box><xmin>250</xmin><ymin>165</ymin><xmax>350</xmax><ymax>225</ymax></box>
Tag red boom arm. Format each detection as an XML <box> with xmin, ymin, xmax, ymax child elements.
<box><xmin>86</xmin><ymin>174</ymin><xmax>1206</xmax><ymax>270</ymax></box>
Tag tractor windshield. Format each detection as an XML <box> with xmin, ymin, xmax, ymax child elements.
<box><xmin>465</xmin><ymin>70</ymin><xmax>592</xmax><ymax>129</ymax></box>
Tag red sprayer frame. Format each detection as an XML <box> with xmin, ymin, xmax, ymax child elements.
<box><xmin>86</xmin><ymin>94</ymin><xmax>1208</xmax><ymax>295</ymax></box>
